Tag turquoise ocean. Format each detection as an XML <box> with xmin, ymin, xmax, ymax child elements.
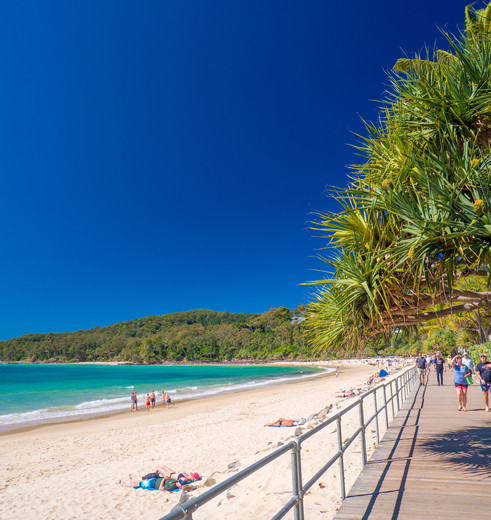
<box><xmin>0</xmin><ymin>363</ymin><xmax>328</xmax><ymax>432</ymax></box>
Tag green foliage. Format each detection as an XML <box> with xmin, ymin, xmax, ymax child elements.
<box><xmin>305</xmin><ymin>2</ymin><xmax>491</xmax><ymax>354</ymax></box>
<box><xmin>0</xmin><ymin>307</ymin><xmax>317</xmax><ymax>363</ymax></box>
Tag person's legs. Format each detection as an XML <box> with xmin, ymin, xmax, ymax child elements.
<box><xmin>462</xmin><ymin>387</ymin><xmax>468</xmax><ymax>410</ymax></box>
<box><xmin>484</xmin><ymin>389</ymin><xmax>490</xmax><ymax>412</ymax></box>
<box><xmin>456</xmin><ymin>386</ymin><xmax>463</xmax><ymax>410</ymax></box>
<box><xmin>119</xmin><ymin>477</ymin><xmax>140</xmax><ymax>488</ymax></box>
<box><xmin>436</xmin><ymin>370</ymin><xmax>443</xmax><ymax>385</ymax></box>
<box><xmin>156</xmin><ymin>464</ymin><xmax>176</xmax><ymax>477</ymax></box>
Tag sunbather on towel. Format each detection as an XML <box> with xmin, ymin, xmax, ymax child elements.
<box><xmin>265</xmin><ymin>418</ymin><xmax>299</xmax><ymax>427</ymax></box>
<box><xmin>155</xmin><ymin>464</ymin><xmax>200</xmax><ymax>486</ymax></box>
<box><xmin>119</xmin><ymin>465</ymin><xmax>199</xmax><ymax>492</ymax></box>
<box><xmin>119</xmin><ymin>476</ymin><xmax>179</xmax><ymax>491</ymax></box>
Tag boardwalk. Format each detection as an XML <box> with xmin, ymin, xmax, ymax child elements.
<box><xmin>335</xmin><ymin>369</ymin><xmax>491</xmax><ymax>520</ymax></box>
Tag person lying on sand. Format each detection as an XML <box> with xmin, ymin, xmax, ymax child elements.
<box><xmin>119</xmin><ymin>464</ymin><xmax>200</xmax><ymax>492</ymax></box>
<box><xmin>119</xmin><ymin>476</ymin><xmax>179</xmax><ymax>491</ymax></box>
<box><xmin>155</xmin><ymin>464</ymin><xmax>199</xmax><ymax>486</ymax></box>
<box><xmin>265</xmin><ymin>418</ymin><xmax>299</xmax><ymax>427</ymax></box>
<box><xmin>335</xmin><ymin>390</ymin><xmax>355</xmax><ymax>398</ymax></box>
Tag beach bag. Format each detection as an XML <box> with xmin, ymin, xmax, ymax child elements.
<box><xmin>142</xmin><ymin>472</ymin><xmax>160</xmax><ymax>480</ymax></box>
<box><xmin>466</xmin><ymin>375</ymin><xmax>474</xmax><ymax>385</ymax></box>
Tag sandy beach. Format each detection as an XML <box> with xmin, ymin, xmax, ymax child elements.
<box><xmin>0</xmin><ymin>360</ymin><xmax>405</xmax><ymax>520</ymax></box>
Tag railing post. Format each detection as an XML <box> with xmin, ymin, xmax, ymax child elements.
<box><xmin>373</xmin><ymin>390</ymin><xmax>380</xmax><ymax>444</ymax></box>
<box><xmin>395</xmin><ymin>378</ymin><xmax>400</xmax><ymax>412</ymax></box>
<box><xmin>382</xmin><ymin>383</ymin><xmax>389</xmax><ymax>430</ymax></box>
<box><xmin>336</xmin><ymin>416</ymin><xmax>346</xmax><ymax>500</ymax></box>
<box><xmin>390</xmin><ymin>380</ymin><xmax>395</xmax><ymax>419</ymax></box>
<box><xmin>358</xmin><ymin>399</ymin><xmax>367</xmax><ymax>466</ymax></box>
<box><xmin>291</xmin><ymin>439</ymin><xmax>304</xmax><ymax>520</ymax></box>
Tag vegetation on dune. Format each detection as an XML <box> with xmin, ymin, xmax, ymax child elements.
<box><xmin>0</xmin><ymin>307</ymin><xmax>314</xmax><ymax>363</ymax></box>
<box><xmin>305</xmin><ymin>3</ymin><xmax>491</xmax><ymax>355</ymax></box>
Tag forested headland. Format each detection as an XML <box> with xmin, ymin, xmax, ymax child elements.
<box><xmin>0</xmin><ymin>307</ymin><xmax>314</xmax><ymax>363</ymax></box>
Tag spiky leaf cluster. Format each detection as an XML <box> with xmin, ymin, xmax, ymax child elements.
<box><xmin>306</xmin><ymin>3</ymin><xmax>491</xmax><ymax>353</ymax></box>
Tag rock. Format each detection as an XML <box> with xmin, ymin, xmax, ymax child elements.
<box><xmin>226</xmin><ymin>486</ymin><xmax>237</xmax><ymax>499</ymax></box>
<box><xmin>170</xmin><ymin>491</ymin><xmax>189</xmax><ymax>512</ymax></box>
<box><xmin>294</xmin><ymin>427</ymin><xmax>303</xmax><ymax>437</ymax></box>
<box><xmin>203</xmin><ymin>476</ymin><xmax>217</xmax><ymax>487</ymax></box>
<box><xmin>228</xmin><ymin>460</ymin><xmax>241</xmax><ymax>470</ymax></box>
<box><xmin>305</xmin><ymin>414</ymin><xmax>315</xmax><ymax>422</ymax></box>
<box><xmin>277</xmin><ymin>441</ymin><xmax>284</xmax><ymax>446</ymax></box>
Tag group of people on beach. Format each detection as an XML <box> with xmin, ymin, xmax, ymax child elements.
<box><xmin>130</xmin><ymin>390</ymin><xmax>172</xmax><ymax>412</ymax></box>
<box><xmin>119</xmin><ymin>463</ymin><xmax>200</xmax><ymax>492</ymax></box>
<box><xmin>415</xmin><ymin>351</ymin><xmax>491</xmax><ymax>412</ymax></box>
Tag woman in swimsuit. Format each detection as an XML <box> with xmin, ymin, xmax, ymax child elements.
<box><xmin>155</xmin><ymin>464</ymin><xmax>199</xmax><ymax>485</ymax></box>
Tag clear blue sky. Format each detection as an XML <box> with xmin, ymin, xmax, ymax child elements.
<box><xmin>0</xmin><ymin>0</ymin><xmax>470</xmax><ymax>340</ymax></box>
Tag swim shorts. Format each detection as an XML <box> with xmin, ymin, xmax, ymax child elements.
<box><xmin>480</xmin><ymin>382</ymin><xmax>491</xmax><ymax>392</ymax></box>
<box><xmin>454</xmin><ymin>383</ymin><xmax>468</xmax><ymax>389</ymax></box>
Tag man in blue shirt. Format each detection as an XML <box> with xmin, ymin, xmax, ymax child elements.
<box><xmin>433</xmin><ymin>352</ymin><xmax>445</xmax><ymax>386</ymax></box>
<box><xmin>476</xmin><ymin>353</ymin><xmax>491</xmax><ymax>412</ymax></box>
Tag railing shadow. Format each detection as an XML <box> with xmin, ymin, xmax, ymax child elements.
<box><xmin>348</xmin><ymin>381</ymin><xmax>426</xmax><ymax>520</ymax></box>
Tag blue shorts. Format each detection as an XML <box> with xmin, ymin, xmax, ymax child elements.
<box><xmin>480</xmin><ymin>382</ymin><xmax>491</xmax><ymax>392</ymax></box>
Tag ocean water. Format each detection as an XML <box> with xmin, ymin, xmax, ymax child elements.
<box><xmin>0</xmin><ymin>363</ymin><xmax>328</xmax><ymax>432</ymax></box>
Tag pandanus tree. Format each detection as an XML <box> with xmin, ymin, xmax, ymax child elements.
<box><xmin>305</xmin><ymin>3</ymin><xmax>491</xmax><ymax>355</ymax></box>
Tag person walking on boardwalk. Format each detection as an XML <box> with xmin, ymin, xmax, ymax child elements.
<box><xmin>433</xmin><ymin>352</ymin><xmax>445</xmax><ymax>386</ymax></box>
<box><xmin>476</xmin><ymin>353</ymin><xmax>491</xmax><ymax>412</ymax></box>
<box><xmin>416</xmin><ymin>353</ymin><xmax>427</xmax><ymax>385</ymax></box>
<box><xmin>462</xmin><ymin>352</ymin><xmax>475</xmax><ymax>373</ymax></box>
<box><xmin>451</xmin><ymin>355</ymin><xmax>472</xmax><ymax>411</ymax></box>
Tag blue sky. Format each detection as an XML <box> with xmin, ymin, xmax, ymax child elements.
<box><xmin>0</xmin><ymin>0</ymin><xmax>470</xmax><ymax>340</ymax></box>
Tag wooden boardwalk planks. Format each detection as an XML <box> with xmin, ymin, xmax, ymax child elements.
<box><xmin>334</xmin><ymin>369</ymin><xmax>491</xmax><ymax>520</ymax></box>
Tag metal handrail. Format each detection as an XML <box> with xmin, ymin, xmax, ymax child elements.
<box><xmin>158</xmin><ymin>365</ymin><xmax>417</xmax><ymax>520</ymax></box>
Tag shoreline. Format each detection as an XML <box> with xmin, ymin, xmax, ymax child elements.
<box><xmin>0</xmin><ymin>360</ymin><xmax>403</xmax><ymax>520</ymax></box>
<box><xmin>0</xmin><ymin>362</ymin><xmax>338</xmax><ymax>438</ymax></box>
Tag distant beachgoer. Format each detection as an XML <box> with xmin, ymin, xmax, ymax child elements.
<box><xmin>451</xmin><ymin>355</ymin><xmax>472</xmax><ymax>411</ymax></box>
<box><xmin>335</xmin><ymin>390</ymin><xmax>355</xmax><ymax>398</ymax></box>
<box><xmin>265</xmin><ymin>418</ymin><xmax>299</xmax><ymax>427</ymax></box>
<box><xmin>162</xmin><ymin>391</ymin><xmax>167</xmax><ymax>407</ymax></box>
<box><xmin>415</xmin><ymin>353</ymin><xmax>427</xmax><ymax>385</ymax></box>
<box><xmin>166</xmin><ymin>393</ymin><xmax>172</xmax><ymax>407</ymax></box>
<box><xmin>134</xmin><ymin>392</ymin><xmax>138</xmax><ymax>411</ymax></box>
<box><xmin>119</xmin><ymin>476</ymin><xmax>178</xmax><ymax>491</ymax></box>
<box><xmin>433</xmin><ymin>353</ymin><xmax>445</xmax><ymax>386</ymax></box>
<box><xmin>155</xmin><ymin>464</ymin><xmax>199</xmax><ymax>486</ymax></box>
<box><xmin>476</xmin><ymin>353</ymin><xmax>491</xmax><ymax>412</ymax></box>
<box><xmin>130</xmin><ymin>392</ymin><xmax>136</xmax><ymax>412</ymax></box>
<box><xmin>146</xmin><ymin>394</ymin><xmax>151</xmax><ymax>411</ymax></box>
<box><xmin>150</xmin><ymin>391</ymin><xmax>156</xmax><ymax>408</ymax></box>
<box><xmin>462</xmin><ymin>352</ymin><xmax>476</xmax><ymax>373</ymax></box>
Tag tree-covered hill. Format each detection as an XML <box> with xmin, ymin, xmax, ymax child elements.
<box><xmin>0</xmin><ymin>307</ymin><xmax>312</xmax><ymax>363</ymax></box>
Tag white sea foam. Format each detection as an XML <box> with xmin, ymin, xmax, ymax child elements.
<box><xmin>0</xmin><ymin>367</ymin><xmax>334</xmax><ymax>433</ymax></box>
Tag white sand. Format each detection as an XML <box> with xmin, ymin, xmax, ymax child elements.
<box><xmin>0</xmin><ymin>360</ymin><xmax>407</xmax><ymax>520</ymax></box>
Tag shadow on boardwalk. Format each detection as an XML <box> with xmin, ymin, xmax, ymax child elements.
<box><xmin>334</xmin><ymin>380</ymin><xmax>491</xmax><ymax>520</ymax></box>
<box><xmin>421</xmin><ymin>425</ymin><xmax>491</xmax><ymax>478</ymax></box>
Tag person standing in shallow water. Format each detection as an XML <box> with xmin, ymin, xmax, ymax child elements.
<box><xmin>150</xmin><ymin>391</ymin><xmax>156</xmax><ymax>408</ymax></box>
<box><xmin>433</xmin><ymin>353</ymin><xmax>445</xmax><ymax>386</ymax></box>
